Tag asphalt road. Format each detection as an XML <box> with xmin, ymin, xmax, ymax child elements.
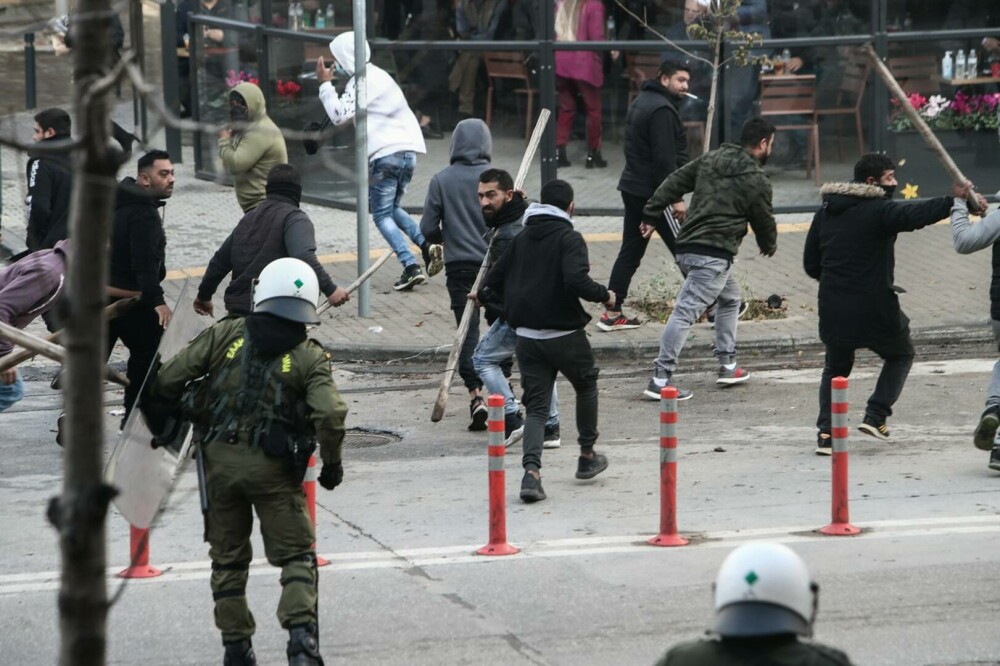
<box><xmin>1</xmin><ymin>353</ymin><xmax>1000</xmax><ymax>665</ymax></box>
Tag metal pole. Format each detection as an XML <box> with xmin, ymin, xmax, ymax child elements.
<box><xmin>353</xmin><ymin>0</ymin><xmax>370</xmax><ymax>317</ymax></box>
<box><xmin>160</xmin><ymin>0</ymin><xmax>183</xmax><ymax>160</ymax></box>
<box><xmin>24</xmin><ymin>33</ymin><xmax>37</xmax><ymax>110</ymax></box>
<box><xmin>538</xmin><ymin>0</ymin><xmax>556</xmax><ymax>187</ymax></box>
<box><xmin>871</xmin><ymin>0</ymin><xmax>889</xmax><ymax>156</ymax></box>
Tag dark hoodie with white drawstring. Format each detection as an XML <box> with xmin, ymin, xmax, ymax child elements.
<box><xmin>481</xmin><ymin>203</ymin><xmax>609</xmax><ymax>332</ymax></box>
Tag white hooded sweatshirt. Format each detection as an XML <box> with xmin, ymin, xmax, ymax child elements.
<box><xmin>318</xmin><ymin>32</ymin><xmax>426</xmax><ymax>162</ymax></box>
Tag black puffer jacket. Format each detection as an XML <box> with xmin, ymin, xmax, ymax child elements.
<box><xmin>109</xmin><ymin>178</ymin><xmax>167</xmax><ymax>307</ymax></box>
<box><xmin>803</xmin><ymin>182</ymin><xmax>951</xmax><ymax>347</ymax></box>
<box><xmin>618</xmin><ymin>78</ymin><xmax>688</xmax><ymax>199</ymax></box>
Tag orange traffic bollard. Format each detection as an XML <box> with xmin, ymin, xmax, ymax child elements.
<box><xmin>477</xmin><ymin>394</ymin><xmax>519</xmax><ymax>556</ymax></box>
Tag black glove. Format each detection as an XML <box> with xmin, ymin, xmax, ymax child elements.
<box><xmin>318</xmin><ymin>462</ymin><xmax>343</xmax><ymax>490</ymax></box>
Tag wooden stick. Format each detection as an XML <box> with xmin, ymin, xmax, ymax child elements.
<box><xmin>316</xmin><ymin>250</ymin><xmax>395</xmax><ymax>317</ymax></box>
<box><xmin>0</xmin><ymin>321</ymin><xmax>129</xmax><ymax>387</ymax></box>
<box><xmin>0</xmin><ymin>297</ymin><xmax>139</xmax><ymax>372</ymax></box>
<box><xmin>431</xmin><ymin>109</ymin><xmax>551</xmax><ymax>423</ymax></box>
<box><xmin>861</xmin><ymin>43</ymin><xmax>980</xmax><ymax>209</ymax></box>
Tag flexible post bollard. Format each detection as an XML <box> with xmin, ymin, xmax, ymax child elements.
<box><xmin>303</xmin><ymin>454</ymin><xmax>331</xmax><ymax>566</ymax></box>
<box><xmin>118</xmin><ymin>525</ymin><xmax>162</xmax><ymax>578</ymax></box>
<box><xmin>819</xmin><ymin>377</ymin><xmax>861</xmax><ymax>536</ymax></box>
<box><xmin>477</xmin><ymin>394</ymin><xmax>519</xmax><ymax>556</ymax></box>
<box><xmin>648</xmin><ymin>386</ymin><xmax>689</xmax><ymax>547</ymax></box>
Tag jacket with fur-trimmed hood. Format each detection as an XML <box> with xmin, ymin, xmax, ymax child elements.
<box><xmin>318</xmin><ymin>32</ymin><xmax>425</xmax><ymax>162</ymax></box>
<box><xmin>804</xmin><ymin>181</ymin><xmax>952</xmax><ymax>347</ymax></box>
<box><xmin>419</xmin><ymin>119</ymin><xmax>492</xmax><ymax>268</ymax></box>
<box><xmin>218</xmin><ymin>81</ymin><xmax>288</xmax><ymax>213</ymax></box>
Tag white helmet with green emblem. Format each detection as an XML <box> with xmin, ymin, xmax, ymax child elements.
<box><xmin>252</xmin><ymin>257</ymin><xmax>320</xmax><ymax>324</ymax></box>
<box><xmin>712</xmin><ymin>542</ymin><xmax>818</xmax><ymax>638</ymax></box>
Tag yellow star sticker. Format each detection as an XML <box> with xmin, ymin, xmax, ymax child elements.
<box><xmin>901</xmin><ymin>183</ymin><xmax>919</xmax><ymax>199</ymax></box>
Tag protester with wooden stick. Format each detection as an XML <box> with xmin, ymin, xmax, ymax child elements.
<box><xmin>805</xmin><ymin>153</ymin><xmax>971</xmax><ymax>455</ymax></box>
<box><xmin>475</xmin><ymin>179</ymin><xmax>614</xmax><ymax>503</ymax></box>
<box><xmin>418</xmin><ymin>119</ymin><xmax>492</xmax><ymax>430</ymax></box>
<box><xmin>0</xmin><ymin>240</ymin><xmax>68</xmax><ymax>412</ymax></box>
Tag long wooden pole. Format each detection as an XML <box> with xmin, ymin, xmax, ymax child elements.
<box><xmin>0</xmin><ymin>297</ymin><xmax>138</xmax><ymax>372</ymax></box>
<box><xmin>431</xmin><ymin>109</ymin><xmax>551</xmax><ymax>423</ymax></box>
<box><xmin>316</xmin><ymin>250</ymin><xmax>395</xmax><ymax>317</ymax></box>
<box><xmin>861</xmin><ymin>43</ymin><xmax>980</xmax><ymax>208</ymax></box>
<box><xmin>0</xmin><ymin>321</ymin><xmax>129</xmax><ymax>387</ymax></box>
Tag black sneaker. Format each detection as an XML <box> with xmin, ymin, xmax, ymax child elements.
<box><xmin>393</xmin><ymin>264</ymin><xmax>426</xmax><ymax>291</ymax></box>
<box><xmin>504</xmin><ymin>412</ymin><xmax>524</xmax><ymax>448</ymax></box>
<box><xmin>543</xmin><ymin>424</ymin><xmax>561</xmax><ymax>449</ymax></box>
<box><xmin>643</xmin><ymin>377</ymin><xmax>693</xmax><ymax>401</ymax></box>
<box><xmin>974</xmin><ymin>408</ymin><xmax>1000</xmax><ymax>451</ymax></box>
<box><xmin>469</xmin><ymin>396</ymin><xmax>488</xmax><ymax>431</ymax></box>
<box><xmin>989</xmin><ymin>447</ymin><xmax>1000</xmax><ymax>472</ymax></box>
<box><xmin>520</xmin><ymin>470</ymin><xmax>546</xmax><ymax>502</ymax></box>
<box><xmin>858</xmin><ymin>415</ymin><xmax>890</xmax><ymax>441</ymax></box>
<box><xmin>815</xmin><ymin>432</ymin><xmax>832</xmax><ymax>456</ymax></box>
<box><xmin>575</xmin><ymin>452</ymin><xmax>609</xmax><ymax>479</ymax></box>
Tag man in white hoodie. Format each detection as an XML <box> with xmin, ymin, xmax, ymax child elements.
<box><xmin>316</xmin><ymin>32</ymin><xmax>438</xmax><ymax>292</ymax></box>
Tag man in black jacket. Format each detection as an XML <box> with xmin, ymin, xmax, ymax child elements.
<box><xmin>195</xmin><ymin>164</ymin><xmax>349</xmax><ymax>318</ymax></box>
<box><xmin>804</xmin><ymin>153</ymin><xmax>971</xmax><ymax>454</ymax></box>
<box><xmin>477</xmin><ymin>180</ymin><xmax>616</xmax><ymax>503</ymax></box>
<box><xmin>107</xmin><ymin>150</ymin><xmax>176</xmax><ymax>424</ymax></box>
<box><xmin>25</xmin><ymin>108</ymin><xmax>73</xmax><ymax>254</ymax></box>
<box><xmin>601</xmin><ymin>61</ymin><xmax>691</xmax><ymax>332</ymax></box>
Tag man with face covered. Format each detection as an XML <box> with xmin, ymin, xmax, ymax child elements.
<box><xmin>219</xmin><ymin>82</ymin><xmax>288</xmax><ymax>213</ymax></box>
<box><xmin>805</xmin><ymin>153</ymin><xmax>972</xmax><ymax>454</ymax></box>
<box><xmin>106</xmin><ymin>150</ymin><xmax>177</xmax><ymax>426</ymax></box>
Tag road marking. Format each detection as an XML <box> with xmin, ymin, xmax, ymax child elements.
<box><xmin>1</xmin><ymin>514</ymin><xmax>997</xmax><ymax>596</ymax></box>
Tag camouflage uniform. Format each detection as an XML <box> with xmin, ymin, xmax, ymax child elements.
<box><xmin>149</xmin><ymin>316</ymin><xmax>346</xmax><ymax>644</ymax></box>
<box><xmin>656</xmin><ymin>636</ymin><xmax>854</xmax><ymax>665</ymax></box>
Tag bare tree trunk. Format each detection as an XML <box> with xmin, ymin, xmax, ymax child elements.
<box><xmin>703</xmin><ymin>27</ymin><xmax>724</xmax><ymax>154</ymax></box>
<box><xmin>52</xmin><ymin>0</ymin><xmax>121</xmax><ymax>662</ymax></box>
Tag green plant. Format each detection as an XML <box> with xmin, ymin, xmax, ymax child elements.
<box><xmin>889</xmin><ymin>92</ymin><xmax>1000</xmax><ymax>133</ymax></box>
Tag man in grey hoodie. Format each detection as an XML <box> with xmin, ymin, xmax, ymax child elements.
<box><xmin>0</xmin><ymin>240</ymin><xmax>68</xmax><ymax>412</ymax></box>
<box><xmin>419</xmin><ymin>119</ymin><xmax>493</xmax><ymax>430</ymax></box>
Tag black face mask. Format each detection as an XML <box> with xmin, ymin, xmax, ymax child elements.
<box><xmin>882</xmin><ymin>185</ymin><xmax>896</xmax><ymax>199</ymax></box>
<box><xmin>230</xmin><ymin>105</ymin><xmax>249</xmax><ymax>122</ymax></box>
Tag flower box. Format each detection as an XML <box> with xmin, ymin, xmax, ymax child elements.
<box><xmin>888</xmin><ymin>130</ymin><xmax>1000</xmax><ymax>196</ymax></box>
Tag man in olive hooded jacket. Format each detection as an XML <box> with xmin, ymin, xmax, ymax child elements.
<box><xmin>219</xmin><ymin>81</ymin><xmax>289</xmax><ymax>213</ymax></box>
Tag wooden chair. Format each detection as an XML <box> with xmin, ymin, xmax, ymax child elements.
<box><xmin>483</xmin><ymin>51</ymin><xmax>537</xmax><ymax>141</ymax></box>
<box><xmin>759</xmin><ymin>74</ymin><xmax>821</xmax><ymax>185</ymax></box>
<box><xmin>887</xmin><ymin>54</ymin><xmax>940</xmax><ymax>95</ymax></box>
<box><xmin>813</xmin><ymin>56</ymin><xmax>869</xmax><ymax>160</ymax></box>
<box><xmin>625</xmin><ymin>52</ymin><xmax>663</xmax><ymax>107</ymax></box>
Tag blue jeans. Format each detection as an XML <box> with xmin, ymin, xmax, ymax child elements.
<box><xmin>369</xmin><ymin>151</ymin><xmax>425</xmax><ymax>268</ymax></box>
<box><xmin>474</xmin><ymin>319</ymin><xmax>558</xmax><ymax>426</ymax></box>
<box><xmin>0</xmin><ymin>371</ymin><xmax>25</xmax><ymax>412</ymax></box>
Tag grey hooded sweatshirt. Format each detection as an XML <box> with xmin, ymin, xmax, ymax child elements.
<box><xmin>419</xmin><ymin>119</ymin><xmax>492</xmax><ymax>268</ymax></box>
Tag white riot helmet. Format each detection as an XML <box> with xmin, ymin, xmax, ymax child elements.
<box><xmin>252</xmin><ymin>258</ymin><xmax>320</xmax><ymax>324</ymax></box>
<box><xmin>712</xmin><ymin>542</ymin><xmax>818</xmax><ymax>638</ymax></box>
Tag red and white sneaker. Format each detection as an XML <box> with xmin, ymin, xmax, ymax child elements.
<box><xmin>716</xmin><ymin>366</ymin><xmax>750</xmax><ymax>386</ymax></box>
<box><xmin>597</xmin><ymin>313</ymin><xmax>641</xmax><ymax>332</ymax></box>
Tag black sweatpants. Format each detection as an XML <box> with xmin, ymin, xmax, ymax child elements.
<box><xmin>516</xmin><ymin>329</ymin><xmax>599</xmax><ymax>471</ymax></box>
<box><xmin>106</xmin><ymin>301</ymin><xmax>163</xmax><ymax>420</ymax></box>
<box><xmin>816</xmin><ymin>322</ymin><xmax>915</xmax><ymax>434</ymax></box>
<box><xmin>445</xmin><ymin>264</ymin><xmax>484</xmax><ymax>393</ymax></box>
<box><xmin>607</xmin><ymin>191</ymin><xmax>678</xmax><ymax>311</ymax></box>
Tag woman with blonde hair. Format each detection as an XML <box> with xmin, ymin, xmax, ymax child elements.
<box><xmin>555</xmin><ymin>0</ymin><xmax>608</xmax><ymax>169</ymax></box>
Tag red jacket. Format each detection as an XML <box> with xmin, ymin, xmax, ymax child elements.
<box><xmin>554</xmin><ymin>0</ymin><xmax>605</xmax><ymax>88</ymax></box>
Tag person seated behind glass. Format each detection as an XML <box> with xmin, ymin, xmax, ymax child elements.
<box><xmin>177</xmin><ymin>0</ymin><xmax>236</xmax><ymax>118</ymax></box>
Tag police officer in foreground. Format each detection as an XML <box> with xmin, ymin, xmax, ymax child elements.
<box><xmin>656</xmin><ymin>542</ymin><xmax>853</xmax><ymax>665</ymax></box>
<box><xmin>146</xmin><ymin>257</ymin><xmax>347</xmax><ymax>666</ymax></box>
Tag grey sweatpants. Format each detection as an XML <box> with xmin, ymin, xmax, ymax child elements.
<box><xmin>987</xmin><ymin>320</ymin><xmax>1000</xmax><ymax>411</ymax></box>
<box><xmin>654</xmin><ymin>253</ymin><xmax>740</xmax><ymax>377</ymax></box>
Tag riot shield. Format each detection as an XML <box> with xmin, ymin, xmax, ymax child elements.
<box><xmin>105</xmin><ymin>282</ymin><xmax>207</xmax><ymax>529</ymax></box>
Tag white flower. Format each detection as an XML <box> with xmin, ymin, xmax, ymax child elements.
<box><xmin>923</xmin><ymin>95</ymin><xmax>950</xmax><ymax>119</ymax></box>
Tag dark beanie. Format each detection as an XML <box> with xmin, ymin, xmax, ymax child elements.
<box><xmin>266</xmin><ymin>180</ymin><xmax>303</xmax><ymax>207</ymax></box>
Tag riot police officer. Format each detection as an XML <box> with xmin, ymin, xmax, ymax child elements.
<box><xmin>146</xmin><ymin>258</ymin><xmax>347</xmax><ymax>666</ymax></box>
<box><xmin>655</xmin><ymin>542</ymin><xmax>854</xmax><ymax>665</ymax></box>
